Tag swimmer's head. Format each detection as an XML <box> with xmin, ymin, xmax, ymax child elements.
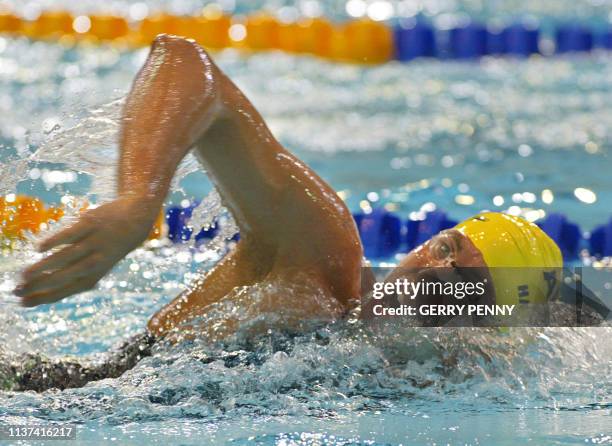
<box><xmin>455</xmin><ymin>212</ymin><xmax>562</xmax><ymax>305</ymax></box>
<box><xmin>454</xmin><ymin>212</ymin><xmax>562</xmax><ymax>269</ymax></box>
<box><xmin>396</xmin><ymin>212</ymin><xmax>562</xmax><ymax>305</ymax></box>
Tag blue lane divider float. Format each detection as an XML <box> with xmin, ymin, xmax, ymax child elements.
<box><xmin>395</xmin><ymin>19</ymin><xmax>436</xmax><ymax>61</ymax></box>
<box><xmin>595</xmin><ymin>29</ymin><xmax>612</xmax><ymax>50</ymax></box>
<box><xmin>445</xmin><ymin>22</ymin><xmax>540</xmax><ymax>58</ymax></box>
<box><xmin>392</xmin><ymin>19</ymin><xmax>611</xmax><ymax>62</ymax></box>
<box><xmin>166</xmin><ymin>201</ymin><xmax>610</xmax><ymax>260</ymax></box>
<box><xmin>166</xmin><ymin>204</ymin><xmax>197</xmax><ymax>242</ymax></box>
<box><xmin>448</xmin><ymin>23</ymin><xmax>488</xmax><ymax>59</ymax></box>
<box><xmin>485</xmin><ymin>26</ymin><xmax>507</xmax><ymax>55</ymax></box>
<box><xmin>503</xmin><ymin>23</ymin><xmax>540</xmax><ymax>56</ymax></box>
<box><xmin>166</xmin><ymin>202</ymin><xmax>219</xmax><ymax>244</ymax></box>
<box><xmin>555</xmin><ymin>24</ymin><xmax>594</xmax><ymax>53</ymax></box>
<box><xmin>354</xmin><ymin>208</ymin><xmax>457</xmax><ymax>259</ymax></box>
<box><xmin>536</xmin><ymin>213</ymin><xmax>582</xmax><ymax>259</ymax></box>
<box><xmin>406</xmin><ymin>210</ymin><xmax>458</xmax><ymax>251</ymax></box>
<box><xmin>353</xmin><ymin>208</ymin><xmax>608</xmax><ymax>260</ymax></box>
<box><xmin>589</xmin><ymin>217</ymin><xmax>612</xmax><ymax>258</ymax></box>
<box><xmin>353</xmin><ymin>208</ymin><xmax>402</xmax><ymax>258</ymax></box>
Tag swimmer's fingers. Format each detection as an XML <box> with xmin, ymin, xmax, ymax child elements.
<box><xmin>37</xmin><ymin>218</ymin><xmax>95</xmax><ymax>253</ymax></box>
<box><xmin>21</xmin><ymin>242</ymin><xmax>94</xmax><ymax>282</ymax></box>
<box><xmin>19</xmin><ymin>275</ymin><xmax>103</xmax><ymax>307</ymax></box>
<box><xmin>16</xmin><ymin>252</ymin><xmax>107</xmax><ymax>299</ymax></box>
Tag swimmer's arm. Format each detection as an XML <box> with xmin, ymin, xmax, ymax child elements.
<box><xmin>16</xmin><ymin>35</ymin><xmax>225</xmax><ymax>306</ymax></box>
<box><xmin>117</xmin><ymin>34</ymin><xmax>222</xmax><ymax>207</ymax></box>
<box><xmin>147</xmin><ymin>240</ymin><xmax>260</xmax><ymax>338</ymax></box>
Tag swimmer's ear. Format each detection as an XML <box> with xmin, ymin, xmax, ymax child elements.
<box><xmin>38</xmin><ymin>219</ymin><xmax>94</xmax><ymax>252</ymax></box>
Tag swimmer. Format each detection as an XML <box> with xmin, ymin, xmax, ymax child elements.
<box><xmin>9</xmin><ymin>35</ymin><xmax>607</xmax><ymax>391</ymax></box>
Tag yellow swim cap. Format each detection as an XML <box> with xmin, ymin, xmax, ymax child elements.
<box><xmin>455</xmin><ymin>212</ymin><xmax>563</xmax><ymax>306</ymax></box>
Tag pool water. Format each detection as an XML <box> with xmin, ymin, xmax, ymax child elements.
<box><xmin>0</xmin><ymin>33</ymin><xmax>611</xmax><ymax>446</ymax></box>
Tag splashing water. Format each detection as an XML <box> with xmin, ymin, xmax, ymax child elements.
<box><xmin>1</xmin><ymin>40</ymin><xmax>611</xmax><ymax>444</ymax></box>
<box><xmin>0</xmin><ymin>96</ymin><xmax>238</xmax><ymax>308</ymax></box>
<box><xmin>30</xmin><ymin>98</ymin><xmax>204</xmax><ymax>202</ymax></box>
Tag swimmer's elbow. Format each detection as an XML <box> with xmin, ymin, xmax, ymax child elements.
<box><xmin>153</xmin><ymin>34</ymin><xmax>199</xmax><ymax>52</ymax></box>
<box><xmin>150</xmin><ymin>34</ymin><xmax>223</xmax><ymax>112</ymax></box>
<box><xmin>152</xmin><ymin>34</ymin><xmax>215</xmax><ymax>73</ymax></box>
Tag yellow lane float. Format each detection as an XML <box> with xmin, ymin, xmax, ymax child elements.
<box><xmin>0</xmin><ymin>8</ymin><xmax>392</xmax><ymax>65</ymax></box>
<box><xmin>0</xmin><ymin>195</ymin><xmax>63</xmax><ymax>241</ymax></box>
<box><xmin>246</xmin><ymin>14</ymin><xmax>280</xmax><ymax>51</ymax></box>
<box><xmin>89</xmin><ymin>15</ymin><xmax>130</xmax><ymax>41</ymax></box>
<box><xmin>0</xmin><ymin>195</ymin><xmax>164</xmax><ymax>243</ymax></box>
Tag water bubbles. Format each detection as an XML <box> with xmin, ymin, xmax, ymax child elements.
<box><xmin>420</xmin><ymin>202</ymin><xmax>436</xmax><ymax>212</ymax></box>
<box><xmin>524</xmin><ymin>208</ymin><xmax>545</xmax><ymax>222</ymax></box>
<box><xmin>228</xmin><ymin>24</ymin><xmax>247</xmax><ymax>42</ymax></box>
<box><xmin>63</xmin><ymin>64</ymin><xmax>80</xmax><ymax>78</ymax></box>
<box><xmin>175</xmin><ymin>251</ymin><xmax>192</xmax><ymax>263</ymax></box>
<box><xmin>390</xmin><ymin>156</ymin><xmax>411</xmax><ymax>169</ymax></box>
<box><xmin>367</xmin><ymin>1</ymin><xmax>395</xmax><ymax>21</ymax></box>
<box><xmin>21</xmin><ymin>3</ymin><xmax>41</xmax><ymax>21</ymax></box>
<box><xmin>277</xmin><ymin>6</ymin><xmax>299</xmax><ymax>23</ymax></box>
<box><xmin>584</xmin><ymin>141</ymin><xmax>599</xmax><ymax>154</ymax></box>
<box><xmin>359</xmin><ymin>199</ymin><xmax>372</xmax><ymax>213</ymax></box>
<box><xmin>72</xmin><ymin>16</ymin><xmax>92</xmax><ymax>34</ymax></box>
<box><xmin>128</xmin><ymin>2</ymin><xmax>149</xmax><ymax>21</ymax></box>
<box><xmin>455</xmin><ymin>194</ymin><xmax>475</xmax><ymax>205</ymax></box>
<box><xmin>517</xmin><ymin>144</ymin><xmax>533</xmax><ymax>157</ymax></box>
<box><xmin>541</xmin><ymin>189</ymin><xmax>554</xmax><ymax>204</ymax></box>
<box><xmin>42</xmin><ymin>118</ymin><xmax>62</xmax><ymax>135</ymax></box>
<box><xmin>300</xmin><ymin>0</ymin><xmax>323</xmax><ymax>18</ymax></box>
<box><xmin>521</xmin><ymin>192</ymin><xmax>537</xmax><ymax>203</ymax></box>
<box><xmin>41</xmin><ymin>170</ymin><xmax>78</xmax><ymax>188</ymax></box>
<box><xmin>28</xmin><ymin>167</ymin><xmax>41</xmax><ymax>180</ymax></box>
<box><xmin>441</xmin><ymin>155</ymin><xmax>454</xmax><ymax>168</ymax></box>
<box><xmin>574</xmin><ymin>187</ymin><xmax>597</xmax><ymax>204</ymax></box>
<box><xmin>414</xmin><ymin>153</ymin><xmax>434</xmax><ymax>166</ymax></box>
<box><xmin>346</xmin><ymin>0</ymin><xmax>367</xmax><ymax>17</ymax></box>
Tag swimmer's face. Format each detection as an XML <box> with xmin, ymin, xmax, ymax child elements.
<box><xmin>399</xmin><ymin>229</ymin><xmax>486</xmax><ymax>269</ymax></box>
<box><xmin>391</xmin><ymin>229</ymin><xmax>493</xmax><ymax>308</ymax></box>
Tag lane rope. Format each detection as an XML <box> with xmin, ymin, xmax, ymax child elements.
<box><xmin>1</xmin><ymin>10</ymin><xmax>611</xmax><ymax>64</ymax></box>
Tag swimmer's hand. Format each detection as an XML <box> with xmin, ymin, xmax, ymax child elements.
<box><xmin>15</xmin><ymin>195</ymin><xmax>159</xmax><ymax>306</ymax></box>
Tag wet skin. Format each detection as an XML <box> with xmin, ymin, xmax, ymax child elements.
<box><xmin>16</xmin><ymin>34</ymin><xmax>361</xmax><ymax>338</ymax></box>
<box><xmin>394</xmin><ymin>229</ymin><xmax>486</xmax><ymax>272</ymax></box>
<box><xmin>15</xmin><ymin>35</ymin><xmax>486</xmax><ymax>340</ymax></box>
